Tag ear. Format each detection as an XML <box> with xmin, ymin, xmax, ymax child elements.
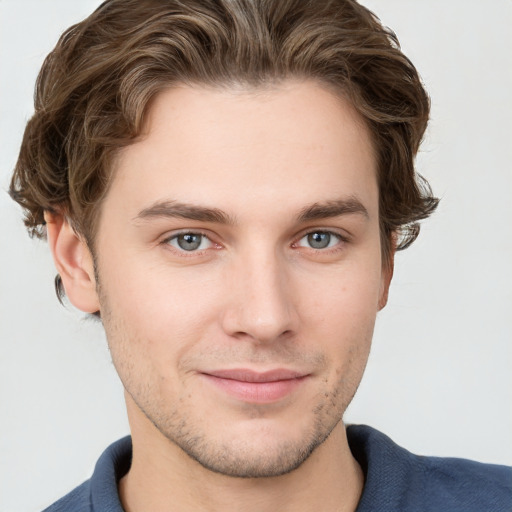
<box><xmin>378</xmin><ymin>238</ymin><xmax>396</xmax><ymax>311</ymax></box>
<box><xmin>44</xmin><ymin>212</ymin><xmax>100</xmax><ymax>313</ymax></box>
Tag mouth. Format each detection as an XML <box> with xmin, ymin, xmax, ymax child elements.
<box><xmin>200</xmin><ymin>368</ymin><xmax>309</xmax><ymax>403</ymax></box>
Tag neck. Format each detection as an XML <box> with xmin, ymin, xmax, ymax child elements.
<box><xmin>120</xmin><ymin>405</ymin><xmax>363</xmax><ymax>512</ymax></box>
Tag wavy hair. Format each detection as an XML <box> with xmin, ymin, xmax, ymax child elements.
<box><xmin>10</xmin><ymin>0</ymin><xmax>438</xmax><ymax>300</ymax></box>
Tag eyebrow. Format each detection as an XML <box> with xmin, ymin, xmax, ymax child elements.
<box><xmin>297</xmin><ymin>197</ymin><xmax>369</xmax><ymax>222</ymax></box>
<box><xmin>134</xmin><ymin>200</ymin><xmax>234</xmax><ymax>224</ymax></box>
<box><xmin>133</xmin><ymin>196</ymin><xmax>369</xmax><ymax>226</ymax></box>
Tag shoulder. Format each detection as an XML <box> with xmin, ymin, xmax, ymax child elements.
<box><xmin>41</xmin><ymin>436</ymin><xmax>131</xmax><ymax>512</ymax></box>
<box><xmin>42</xmin><ymin>480</ymin><xmax>92</xmax><ymax>512</ymax></box>
<box><xmin>418</xmin><ymin>454</ymin><xmax>512</xmax><ymax>511</ymax></box>
<box><xmin>347</xmin><ymin>424</ymin><xmax>512</xmax><ymax>512</ymax></box>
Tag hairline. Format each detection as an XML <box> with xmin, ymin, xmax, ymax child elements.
<box><xmin>80</xmin><ymin>78</ymin><xmax>390</xmax><ymax>265</ymax></box>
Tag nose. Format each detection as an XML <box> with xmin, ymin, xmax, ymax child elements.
<box><xmin>221</xmin><ymin>248</ymin><xmax>297</xmax><ymax>344</ymax></box>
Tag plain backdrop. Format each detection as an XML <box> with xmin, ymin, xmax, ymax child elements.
<box><xmin>1</xmin><ymin>1</ymin><xmax>511</xmax><ymax>511</ymax></box>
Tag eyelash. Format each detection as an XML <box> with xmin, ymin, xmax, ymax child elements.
<box><xmin>292</xmin><ymin>229</ymin><xmax>348</xmax><ymax>254</ymax></box>
<box><xmin>161</xmin><ymin>231</ymin><xmax>218</xmax><ymax>255</ymax></box>
<box><xmin>160</xmin><ymin>229</ymin><xmax>349</xmax><ymax>255</ymax></box>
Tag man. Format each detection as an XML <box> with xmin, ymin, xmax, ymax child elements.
<box><xmin>7</xmin><ymin>0</ymin><xmax>511</xmax><ymax>510</ymax></box>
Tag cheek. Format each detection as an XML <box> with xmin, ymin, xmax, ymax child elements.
<box><xmin>303</xmin><ymin>261</ymin><xmax>382</xmax><ymax>327</ymax></box>
<box><xmin>298</xmin><ymin>260</ymin><xmax>381</xmax><ymax>371</ymax></box>
<box><xmin>98</xmin><ymin>256</ymin><xmax>226</xmax><ymax>358</ymax></box>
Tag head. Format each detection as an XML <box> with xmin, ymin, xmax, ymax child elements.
<box><xmin>11</xmin><ymin>0</ymin><xmax>436</xmax><ymax>284</ymax></box>
<box><xmin>10</xmin><ymin>0</ymin><xmax>438</xmax><ymax>478</ymax></box>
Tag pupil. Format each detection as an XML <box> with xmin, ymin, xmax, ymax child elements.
<box><xmin>308</xmin><ymin>232</ymin><xmax>330</xmax><ymax>249</ymax></box>
<box><xmin>178</xmin><ymin>233</ymin><xmax>201</xmax><ymax>251</ymax></box>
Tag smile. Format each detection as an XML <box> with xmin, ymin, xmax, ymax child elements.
<box><xmin>200</xmin><ymin>369</ymin><xmax>309</xmax><ymax>403</ymax></box>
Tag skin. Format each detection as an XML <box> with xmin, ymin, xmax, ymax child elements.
<box><xmin>47</xmin><ymin>80</ymin><xmax>393</xmax><ymax>512</ymax></box>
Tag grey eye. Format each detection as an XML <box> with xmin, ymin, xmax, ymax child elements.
<box><xmin>178</xmin><ymin>233</ymin><xmax>202</xmax><ymax>251</ymax></box>
<box><xmin>297</xmin><ymin>231</ymin><xmax>340</xmax><ymax>249</ymax></box>
<box><xmin>308</xmin><ymin>232</ymin><xmax>331</xmax><ymax>249</ymax></box>
<box><xmin>168</xmin><ymin>233</ymin><xmax>211</xmax><ymax>251</ymax></box>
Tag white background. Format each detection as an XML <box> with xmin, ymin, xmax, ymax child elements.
<box><xmin>1</xmin><ymin>1</ymin><xmax>511</xmax><ymax>510</ymax></box>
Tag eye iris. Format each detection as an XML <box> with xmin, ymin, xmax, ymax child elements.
<box><xmin>177</xmin><ymin>233</ymin><xmax>202</xmax><ymax>251</ymax></box>
<box><xmin>307</xmin><ymin>232</ymin><xmax>331</xmax><ymax>249</ymax></box>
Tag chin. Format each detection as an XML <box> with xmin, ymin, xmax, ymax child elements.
<box><xmin>156</xmin><ymin>412</ymin><xmax>341</xmax><ymax>479</ymax></box>
<box><xmin>175</xmin><ymin>434</ymin><xmax>325</xmax><ymax>478</ymax></box>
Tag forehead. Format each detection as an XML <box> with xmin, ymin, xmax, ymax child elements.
<box><xmin>107</xmin><ymin>80</ymin><xmax>378</xmax><ymax>221</ymax></box>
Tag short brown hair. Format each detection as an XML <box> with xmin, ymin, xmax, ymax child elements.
<box><xmin>10</xmin><ymin>0</ymin><xmax>438</xmax><ymax>298</ymax></box>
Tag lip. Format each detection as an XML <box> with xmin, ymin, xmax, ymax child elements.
<box><xmin>200</xmin><ymin>369</ymin><xmax>309</xmax><ymax>403</ymax></box>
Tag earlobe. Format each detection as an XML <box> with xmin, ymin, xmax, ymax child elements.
<box><xmin>378</xmin><ymin>244</ymin><xmax>396</xmax><ymax>311</ymax></box>
<box><xmin>44</xmin><ymin>212</ymin><xmax>100</xmax><ymax>313</ymax></box>
<box><xmin>378</xmin><ymin>269</ymin><xmax>392</xmax><ymax>310</ymax></box>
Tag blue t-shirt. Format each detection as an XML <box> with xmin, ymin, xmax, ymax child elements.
<box><xmin>43</xmin><ymin>425</ymin><xmax>512</xmax><ymax>511</ymax></box>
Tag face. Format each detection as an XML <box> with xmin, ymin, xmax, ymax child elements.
<box><xmin>91</xmin><ymin>81</ymin><xmax>390</xmax><ymax>477</ymax></box>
